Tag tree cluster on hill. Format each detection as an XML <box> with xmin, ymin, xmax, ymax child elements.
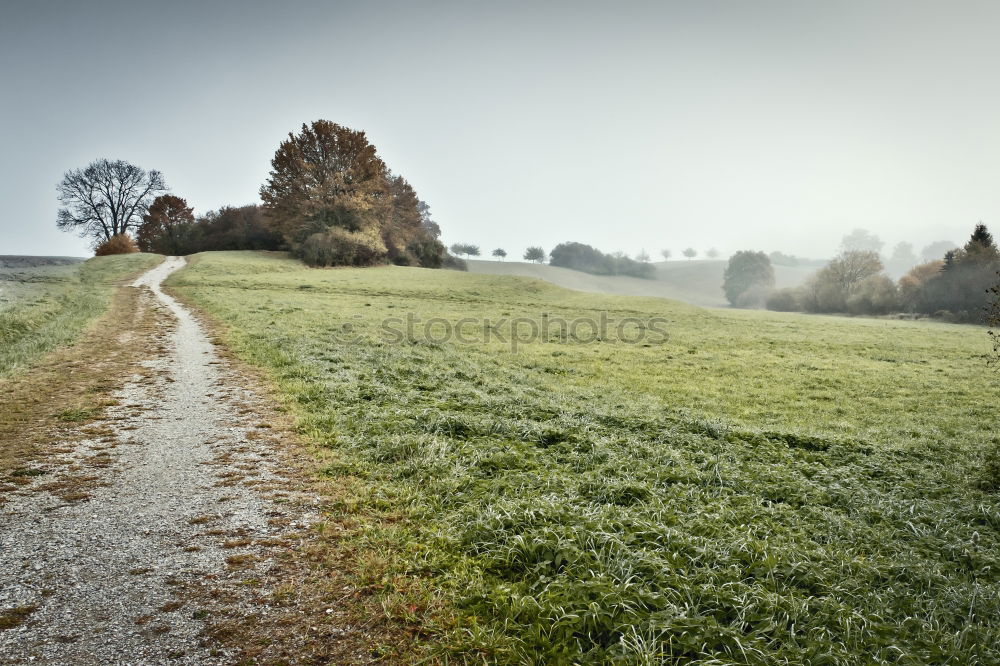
<box><xmin>548</xmin><ymin>242</ymin><xmax>654</xmax><ymax>278</ymax></box>
<box><xmin>135</xmin><ymin>200</ymin><xmax>284</xmax><ymax>255</ymax></box>
<box><xmin>59</xmin><ymin>121</ymin><xmax>462</xmax><ymax>270</ymax></box>
<box><xmin>260</xmin><ymin>120</ymin><xmax>453</xmax><ymax>268</ymax></box>
<box><xmin>57</xmin><ymin>120</ymin><xmax>464</xmax><ymax>268</ymax></box>
<box><xmin>765</xmin><ymin>224</ymin><xmax>1000</xmax><ymax>322</ymax></box>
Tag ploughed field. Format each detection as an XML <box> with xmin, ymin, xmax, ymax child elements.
<box><xmin>168</xmin><ymin>251</ymin><xmax>1000</xmax><ymax>664</ymax></box>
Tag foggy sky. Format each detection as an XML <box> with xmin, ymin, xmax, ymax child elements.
<box><xmin>2</xmin><ymin>0</ymin><xmax>999</xmax><ymax>259</ymax></box>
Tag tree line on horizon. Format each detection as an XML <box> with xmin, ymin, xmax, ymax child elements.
<box><xmin>51</xmin><ymin>135</ymin><xmax>1000</xmax><ymax>325</ymax></box>
<box><xmin>722</xmin><ymin>224</ymin><xmax>1000</xmax><ymax>323</ymax></box>
<box><xmin>447</xmin><ymin>242</ymin><xmax>655</xmax><ymax>278</ymax></box>
<box><xmin>56</xmin><ymin>121</ymin><xmax>465</xmax><ymax>270</ymax></box>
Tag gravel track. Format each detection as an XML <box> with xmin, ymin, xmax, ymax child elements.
<box><xmin>0</xmin><ymin>257</ymin><xmax>305</xmax><ymax>664</ymax></box>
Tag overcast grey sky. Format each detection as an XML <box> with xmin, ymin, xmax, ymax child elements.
<box><xmin>2</xmin><ymin>0</ymin><xmax>998</xmax><ymax>259</ymax></box>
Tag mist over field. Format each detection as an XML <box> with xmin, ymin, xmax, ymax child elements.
<box><xmin>4</xmin><ymin>0</ymin><xmax>1000</xmax><ymax>260</ymax></box>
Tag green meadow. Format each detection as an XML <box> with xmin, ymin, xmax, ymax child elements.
<box><xmin>0</xmin><ymin>254</ymin><xmax>160</xmax><ymax>376</ymax></box>
<box><xmin>169</xmin><ymin>251</ymin><xmax>1000</xmax><ymax>664</ymax></box>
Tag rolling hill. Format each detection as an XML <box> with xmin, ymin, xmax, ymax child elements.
<box><xmin>467</xmin><ymin>258</ymin><xmax>819</xmax><ymax>307</ymax></box>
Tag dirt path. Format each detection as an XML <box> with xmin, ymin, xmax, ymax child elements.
<box><xmin>0</xmin><ymin>257</ymin><xmax>316</xmax><ymax>664</ymax></box>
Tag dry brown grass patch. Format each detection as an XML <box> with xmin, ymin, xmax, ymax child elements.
<box><xmin>0</xmin><ymin>286</ymin><xmax>165</xmax><ymax>498</ymax></box>
<box><xmin>0</xmin><ymin>605</ymin><xmax>38</xmax><ymax>631</ymax></box>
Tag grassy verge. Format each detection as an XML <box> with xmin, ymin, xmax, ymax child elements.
<box><xmin>169</xmin><ymin>251</ymin><xmax>1000</xmax><ymax>664</ymax></box>
<box><xmin>0</xmin><ymin>274</ymin><xmax>166</xmax><ymax>491</ymax></box>
<box><xmin>0</xmin><ymin>254</ymin><xmax>162</xmax><ymax>376</ymax></box>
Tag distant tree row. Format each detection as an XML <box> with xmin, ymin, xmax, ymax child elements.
<box><xmin>447</xmin><ymin>244</ymin><xmax>546</xmax><ymax>263</ymax></box>
<box><xmin>762</xmin><ymin>224</ymin><xmax>999</xmax><ymax>322</ymax></box>
<box><xmin>454</xmin><ymin>245</ymin><xmax>733</xmax><ymax>265</ymax></box>
<box><xmin>661</xmin><ymin>248</ymin><xmax>715</xmax><ymax>261</ymax></box>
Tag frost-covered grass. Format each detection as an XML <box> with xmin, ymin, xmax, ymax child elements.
<box><xmin>171</xmin><ymin>251</ymin><xmax>1000</xmax><ymax>664</ymax></box>
<box><xmin>0</xmin><ymin>254</ymin><xmax>161</xmax><ymax>375</ymax></box>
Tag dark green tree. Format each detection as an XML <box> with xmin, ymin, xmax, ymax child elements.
<box><xmin>916</xmin><ymin>223</ymin><xmax>1000</xmax><ymax>320</ymax></box>
<box><xmin>449</xmin><ymin>243</ymin><xmax>480</xmax><ymax>258</ymax></box>
<box><xmin>523</xmin><ymin>246</ymin><xmax>546</xmax><ymax>263</ymax></box>
<box><xmin>723</xmin><ymin>251</ymin><xmax>775</xmax><ymax>307</ymax></box>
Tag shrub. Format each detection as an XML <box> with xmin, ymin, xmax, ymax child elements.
<box><xmin>799</xmin><ymin>251</ymin><xmax>884</xmax><ymax>313</ymax></box>
<box><xmin>766</xmin><ymin>287</ymin><xmax>801</xmax><ymax>312</ymax></box>
<box><xmin>297</xmin><ymin>227</ymin><xmax>387</xmax><ymax>267</ymax></box>
<box><xmin>846</xmin><ymin>275</ymin><xmax>899</xmax><ymax>315</ymax></box>
<box><xmin>196</xmin><ymin>205</ymin><xmax>284</xmax><ymax>252</ymax></box>
<box><xmin>405</xmin><ymin>236</ymin><xmax>447</xmax><ymax>268</ymax></box>
<box><xmin>800</xmin><ymin>275</ymin><xmax>849</xmax><ymax>313</ymax></box>
<box><xmin>898</xmin><ymin>261</ymin><xmax>943</xmax><ymax>310</ymax></box>
<box><xmin>94</xmin><ymin>234</ymin><xmax>139</xmax><ymax>256</ymax></box>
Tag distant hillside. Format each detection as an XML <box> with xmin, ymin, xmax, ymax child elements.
<box><xmin>0</xmin><ymin>256</ymin><xmax>83</xmax><ymax>269</ymax></box>
<box><xmin>0</xmin><ymin>256</ymin><xmax>83</xmax><ymax>311</ymax></box>
<box><xmin>467</xmin><ymin>259</ymin><xmax>819</xmax><ymax>308</ymax></box>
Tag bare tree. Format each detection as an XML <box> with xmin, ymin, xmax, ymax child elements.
<box><xmin>660</xmin><ymin>249</ymin><xmax>672</xmax><ymax>261</ymax></box>
<box><xmin>57</xmin><ymin>159</ymin><xmax>167</xmax><ymax>245</ymax></box>
<box><xmin>825</xmin><ymin>250</ymin><xmax>883</xmax><ymax>295</ymax></box>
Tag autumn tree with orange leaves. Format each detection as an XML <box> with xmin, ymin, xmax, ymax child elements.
<box><xmin>260</xmin><ymin>120</ymin><xmax>445</xmax><ymax>267</ymax></box>
<box><xmin>136</xmin><ymin>194</ymin><xmax>195</xmax><ymax>254</ymax></box>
